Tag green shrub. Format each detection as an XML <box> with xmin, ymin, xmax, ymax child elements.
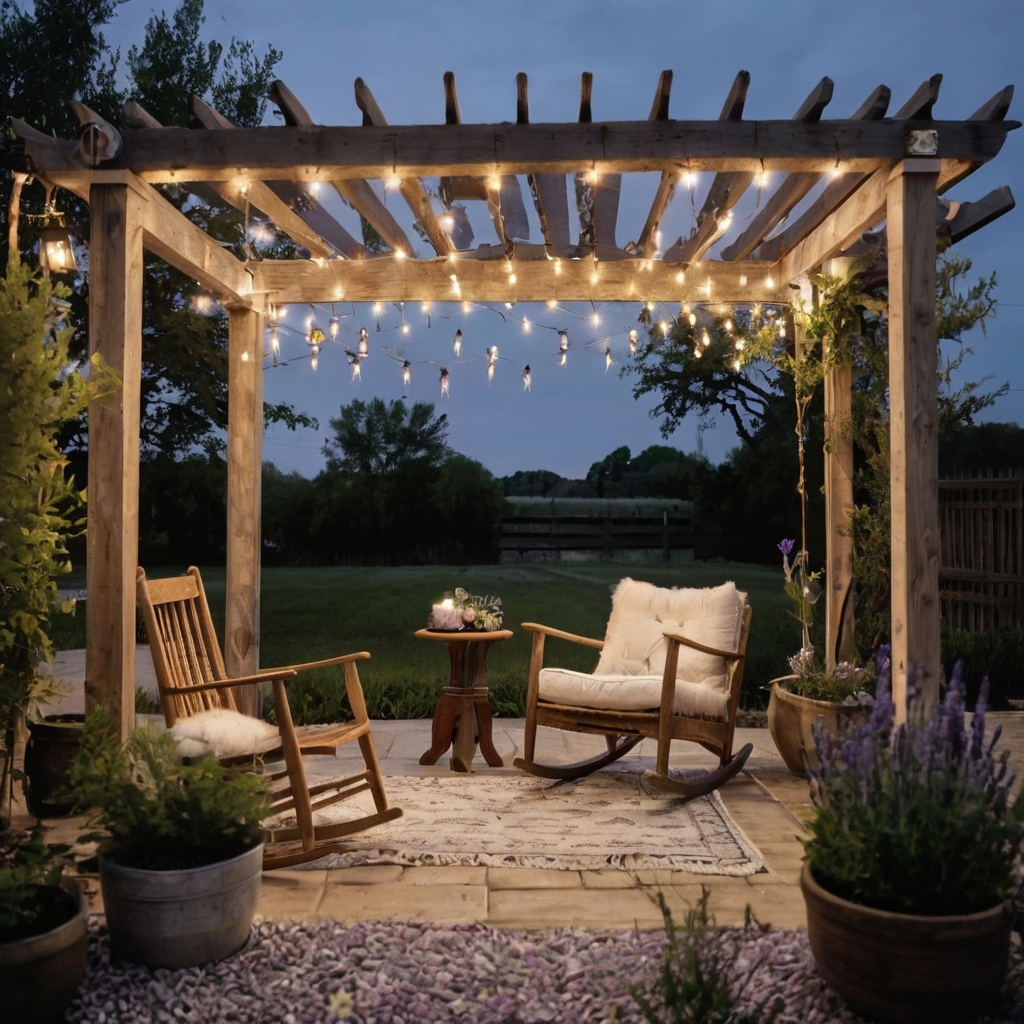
<box><xmin>942</xmin><ymin>626</ymin><xmax>1024</xmax><ymax>710</ymax></box>
<box><xmin>0</xmin><ymin>828</ymin><xmax>64</xmax><ymax>940</ymax></box>
<box><xmin>70</xmin><ymin>711</ymin><xmax>270</xmax><ymax>870</ymax></box>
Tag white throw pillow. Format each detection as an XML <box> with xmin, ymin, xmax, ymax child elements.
<box><xmin>595</xmin><ymin>578</ymin><xmax>745</xmax><ymax>693</ymax></box>
<box><xmin>169</xmin><ymin>707</ymin><xmax>281</xmax><ymax>760</ymax></box>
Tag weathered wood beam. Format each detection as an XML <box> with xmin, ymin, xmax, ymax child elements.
<box><xmin>18</xmin><ymin>118</ymin><xmax>1015</xmax><ymax>183</ymax></box>
<box><xmin>947</xmin><ymin>184</ymin><xmax>1015</xmax><ymax>242</ymax></box>
<box><xmin>86</xmin><ymin>183</ymin><xmax>143</xmax><ymax>741</ymax></box>
<box><xmin>354</xmin><ymin>77</ymin><xmax>455</xmax><ymax>256</ymax></box>
<box><xmin>721</xmin><ymin>84</ymin><xmax>890</xmax><ymax>262</ymax></box>
<box><xmin>518</xmin><ymin>72</ymin><xmax>573</xmax><ymax>257</ymax></box>
<box><xmin>636</xmin><ymin>71</ymin><xmax>677</xmax><ymax>256</ymax></box>
<box><xmin>887</xmin><ymin>161</ymin><xmax>941</xmax><ymax>720</ymax></box>
<box><xmin>252</xmin><ymin>254</ymin><xmax>783</xmax><ymax>305</ymax></box>
<box><xmin>269</xmin><ymin>79</ymin><xmax>413</xmax><ymax>254</ymax></box>
<box><xmin>576</xmin><ymin>73</ymin><xmax>622</xmax><ymax>251</ymax></box>
<box><xmin>225</xmin><ymin>307</ymin><xmax>264</xmax><ymax>717</ymax></box>
<box><xmin>778</xmin><ymin>84</ymin><xmax>1016</xmax><ymax>282</ymax></box>
<box><xmin>69</xmin><ymin>101</ymin><xmax>122</xmax><ymax>165</ymax></box>
<box><xmin>754</xmin><ymin>76</ymin><xmax>945</xmax><ymax>263</ymax></box>
<box><xmin>673</xmin><ymin>75</ymin><xmax>836</xmax><ymax>266</ymax></box>
<box><xmin>128</xmin><ymin>98</ymin><xmax>332</xmax><ymax>260</ymax></box>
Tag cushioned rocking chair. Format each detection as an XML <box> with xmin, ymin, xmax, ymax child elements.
<box><xmin>513</xmin><ymin>578</ymin><xmax>753</xmax><ymax>798</ymax></box>
<box><xmin>137</xmin><ymin>566</ymin><xmax>402</xmax><ymax>868</ymax></box>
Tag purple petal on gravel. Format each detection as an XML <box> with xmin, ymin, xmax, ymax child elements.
<box><xmin>64</xmin><ymin>918</ymin><xmax>1024</xmax><ymax>1024</ymax></box>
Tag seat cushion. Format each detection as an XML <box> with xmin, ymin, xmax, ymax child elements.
<box><xmin>538</xmin><ymin>668</ymin><xmax>730</xmax><ymax>720</ymax></box>
<box><xmin>594</xmin><ymin>577</ymin><xmax>745</xmax><ymax>693</ymax></box>
<box><xmin>169</xmin><ymin>707</ymin><xmax>281</xmax><ymax>760</ymax></box>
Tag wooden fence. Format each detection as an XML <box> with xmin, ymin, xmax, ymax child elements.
<box><xmin>499</xmin><ymin>514</ymin><xmax>693</xmax><ymax>562</ymax></box>
<box><xmin>939</xmin><ymin>472</ymin><xmax>1024</xmax><ymax>631</ymax></box>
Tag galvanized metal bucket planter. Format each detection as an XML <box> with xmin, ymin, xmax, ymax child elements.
<box><xmin>801</xmin><ymin>864</ymin><xmax>1012</xmax><ymax>1024</ymax></box>
<box><xmin>99</xmin><ymin>842</ymin><xmax>262</xmax><ymax>969</ymax></box>
<box><xmin>0</xmin><ymin>876</ymin><xmax>89</xmax><ymax>1024</ymax></box>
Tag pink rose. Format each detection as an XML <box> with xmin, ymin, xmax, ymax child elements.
<box><xmin>462</xmin><ymin>608</ymin><xmax>476</xmax><ymax>624</ymax></box>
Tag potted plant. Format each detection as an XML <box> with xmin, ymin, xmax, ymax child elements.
<box><xmin>0</xmin><ymin>827</ymin><xmax>88</xmax><ymax>1024</ymax></box>
<box><xmin>767</xmin><ymin>539</ymin><xmax>876</xmax><ymax>776</ymax></box>
<box><xmin>801</xmin><ymin>662</ymin><xmax>1024</xmax><ymax>1023</ymax></box>
<box><xmin>70</xmin><ymin>711</ymin><xmax>271</xmax><ymax>969</ymax></box>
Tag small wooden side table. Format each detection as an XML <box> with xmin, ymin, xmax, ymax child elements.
<box><xmin>415</xmin><ymin>628</ymin><xmax>513</xmax><ymax>772</ymax></box>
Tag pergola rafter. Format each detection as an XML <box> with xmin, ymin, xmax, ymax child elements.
<box><xmin>9</xmin><ymin>68</ymin><xmax>1017</xmax><ymax>739</ymax></box>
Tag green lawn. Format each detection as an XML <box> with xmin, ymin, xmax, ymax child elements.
<box><xmin>55</xmin><ymin>561</ymin><xmax>799</xmax><ymax>722</ymax></box>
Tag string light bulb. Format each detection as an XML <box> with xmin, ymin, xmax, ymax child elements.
<box><xmin>453</xmin><ymin>329</ymin><xmax>463</xmax><ymax>357</ymax></box>
<box><xmin>628</xmin><ymin>329</ymin><xmax>639</xmax><ymax>355</ymax></box>
<box><xmin>350</xmin><ymin>356</ymin><xmax>362</xmax><ymax>381</ymax></box>
<box><xmin>358</xmin><ymin>327</ymin><xmax>369</xmax><ymax>356</ymax></box>
<box><xmin>558</xmin><ymin>330</ymin><xmax>569</xmax><ymax>366</ymax></box>
<box><xmin>329</xmin><ymin>317</ymin><xmax>339</xmax><ymax>340</ymax></box>
<box><xmin>735</xmin><ymin>337</ymin><xmax>746</xmax><ymax>351</ymax></box>
<box><xmin>522</xmin><ymin>364</ymin><xmax>532</xmax><ymax>391</ymax></box>
<box><xmin>724</xmin><ymin>318</ymin><xmax>734</xmax><ymax>332</ymax></box>
<box><xmin>701</xmin><ymin>328</ymin><xmax>711</xmax><ymax>348</ymax></box>
<box><xmin>604</xmin><ymin>343</ymin><xmax>613</xmax><ymax>372</ymax></box>
<box><xmin>402</xmin><ymin>360</ymin><xmax>412</xmax><ymax>387</ymax></box>
<box><xmin>486</xmin><ymin>346</ymin><xmax>499</xmax><ymax>383</ymax></box>
<box><xmin>440</xmin><ymin>366</ymin><xmax>450</xmax><ymax>397</ymax></box>
<box><xmin>688</xmin><ymin>312</ymin><xmax>697</xmax><ymax>327</ymax></box>
<box><xmin>270</xmin><ymin>327</ymin><xmax>280</xmax><ymax>367</ymax></box>
<box><xmin>310</xmin><ymin>345</ymin><xmax>320</xmax><ymax>372</ymax></box>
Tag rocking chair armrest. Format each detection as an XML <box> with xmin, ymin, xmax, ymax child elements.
<box><xmin>264</xmin><ymin>651</ymin><xmax>371</xmax><ymax>675</ymax></box>
<box><xmin>662</xmin><ymin>631</ymin><xmax>742</xmax><ymax>660</ymax></box>
<box><xmin>172</xmin><ymin>668</ymin><xmax>298</xmax><ymax>694</ymax></box>
<box><xmin>521</xmin><ymin>622</ymin><xmax>605</xmax><ymax>650</ymax></box>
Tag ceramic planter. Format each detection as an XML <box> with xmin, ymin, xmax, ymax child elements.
<box><xmin>24</xmin><ymin>714</ymin><xmax>85</xmax><ymax>816</ymax></box>
<box><xmin>0</xmin><ymin>876</ymin><xmax>89</xmax><ymax>1024</ymax></box>
<box><xmin>801</xmin><ymin>864</ymin><xmax>1012</xmax><ymax>1023</ymax></box>
<box><xmin>767</xmin><ymin>679</ymin><xmax>870</xmax><ymax>777</ymax></box>
<box><xmin>99</xmin><ymin>842</ymin><xmax>262</xmax><ymax>968</ymax></box>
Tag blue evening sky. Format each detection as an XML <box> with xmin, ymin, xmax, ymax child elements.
<box><xmin>105</xmin><ymin>0</ymin><xmax>1024</xmax><ymax>479</ymax></box>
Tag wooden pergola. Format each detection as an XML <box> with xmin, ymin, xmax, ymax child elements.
<box><xmin>12</xmin><ymin>69</ymin><xmax>1017</xmax><ymax>738</ymax></box>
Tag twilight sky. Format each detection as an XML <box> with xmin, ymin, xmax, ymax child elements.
<box><xmin>107</xmin><ymin>0</ymin><xmax>1024</xmax><ymax>479</ymax></box>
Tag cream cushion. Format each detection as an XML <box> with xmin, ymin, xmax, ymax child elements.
<box><xmin>537</xmin><ymin>578</ymin><xmax>745</xmax><ymax>719</ymax></box>
<box><xmin>170</xmin><ymin>707</ymin><xmax>282</xmax><ymax>760</ymax></box>
<box><xmin>538</xmin><ymin>668</ymin><xmax>730</xmax><ymax>719</ymax></box>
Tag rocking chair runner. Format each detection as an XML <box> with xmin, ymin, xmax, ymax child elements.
<box><xmin>514</xmin><ymin>578</ymin><xmax>753</xmax><ymax>798</ymax></box>
<box><xmin>136</xmin><ymin>566</ymin><xmax>402</xmax><ymax>868</ymax></box>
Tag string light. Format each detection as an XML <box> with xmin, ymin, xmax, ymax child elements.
<box><xmin>522</xmin><ymin>364</ymin><xmax>532</xmax><ymax>391</ymax></box>
<box><xmin>310</xmin><ymin>345</ymin><xmax>320</xmax><ymax>372</ymax></box>
<box><xmin>270</xmin><ymin>326</ymin><xmax>280</xmax><ymax>366</ymax></box>
<box><xmin>329</xmin><ymin>317</ymin><xmax>339</xmax><ymax>340</ymax></box>
<box><xmin>440</xmin><ymin>366</ymin><xmax>450</xmax><ymax>397</ymax></box>
<box><xmin>735</xmin><ymin>337</ymin><xmax>746</xmax><ymax>351</ymax></box>
<box><xmin>395</xmin><ymin>248</ymin><xmax>407</xmax><ymax>260</ymax></box>
<box><xmin>765</xmin><ymin>276</ymin><xmax>775</xmax><ymax>289</ymax></box>
<box><xmin>628</xmin><ymin>329</ymin><xmax>639</xmax><ymax>355</ymax></box>
<box><xmin>488</xmin><ymin>175</ymin><xmax>502</xmax><ymax>191</ymax></box>
<box><xmin>701</xmin><ymin>328</ymin><xmax>711</xmax><ymax>348</ymax></box>
<box><xmin>675</xmin><ymin>271</ymin><xmax>685</xmax><ymax>284</ymax></box>
<box><xmin>358</xmin><ymin>327</ymin><xmax>369</xmax><ymax>355</ymax></box>
<box><xmin>453</xmin><ymin>329</ymin><xmax>463</xmax><ymax>357</ymax></box>
<box><xmin>604</xmin><ymin>343</ymin><xmax>614</xmax><ymax>371</ymax></box>
<box><xmin>402</xmin><ymin>360</ymin><xmax>412</xmax><ymax>386</ymax></box>
<box><xmin>349</xmin><ymin>355</ymin><xmax>362</xmax><ymax>381</ymax></box>
<box><xmin>693</xmin><ymin>346</ymin><xmax>702</xmax><ymax>359</ymax></box>
<box><xmin>486</xmin><ymin>346</ymin><xmax>499</xmax><ymax>383</ymax></box>
<box><xmin>558</xmin><ymin>330</ymin><xmax>569</xmax><ymax>367</ymax></box>
<box><xmin>385</xmin><ymin>175</ymin><xmax>401</xmax><ymax>191</ymax></box>
<box><xmin>688</xmin><ymin>312</ymin><xmax>697</xmax><ymax>327</ymax></box>
<box><xmin>546</xmin><ymin>299</ymin><xmax>558</xmax><ymax>309</ymax></box>
<box><xmin>659</xmin><ymin>320</ymin><xmax>669</xmax><ymax>336</ymax></box>
<box><xmin>724</xmin><ymin>318</ymin><xmax>734</xmax><ymax>332</ymax></box>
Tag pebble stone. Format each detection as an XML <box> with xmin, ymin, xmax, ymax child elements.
<box><xmin>64</xmin><ymin>918</ymin><xmax>1024</xmax><ymax>1024</ymax></box>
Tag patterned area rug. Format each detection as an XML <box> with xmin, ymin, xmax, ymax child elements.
<box><xmin>285</xmin><ymin>765</ymin><xmax>765</xmax><ymax>875</ymax></box>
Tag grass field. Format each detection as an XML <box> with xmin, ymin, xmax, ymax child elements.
<box><xmin>53</xmin><ymin>562</ymin><xmax>800</xmax><ymax>723</ymax></box>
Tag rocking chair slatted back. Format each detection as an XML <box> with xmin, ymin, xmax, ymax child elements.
<box><xmin>137</xmin><ymin>567</ymin><xmax>237</xmax><ymax>724</ymax></box>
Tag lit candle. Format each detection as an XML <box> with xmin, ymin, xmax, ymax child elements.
<box><xmin>429</xmin><ymin>598</ymin><xmax>463</xmax><ymax>631</ymax></box>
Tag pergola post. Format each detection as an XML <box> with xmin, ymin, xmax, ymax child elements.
<box><xmin>85</xmin><ymin>183</ymin><xmax>144</xmax><ymax>740</ymax></box>
<box><xmin>225</xmin><ymin>306</ymin><xmax>264</xmax><ymax>715</ymax></box>
<box><xmin>822</xmin><ymin>258</ymin><xmax>857</xmax><ymax>670</ymax></box>
<box><xmin>887</xmin><ymin>159</ymin><xmax>940</xmax><ymax>721</ymax></box>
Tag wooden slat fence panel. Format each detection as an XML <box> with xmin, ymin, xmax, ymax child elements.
<box><xmin>500</xmin><ymin>515</ymin><xmax>693</xmax><ymax>561</ymax></box>
<box><xmin>939</xmin><ymin>471</ymin><xmax>1023</xmax><ymax>631</ymax></box>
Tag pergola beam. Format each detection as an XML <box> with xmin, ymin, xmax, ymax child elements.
<box><xmin>62</xmin><ymin>118</ymin><xmax>1014</xmax><ymax>183</ymax></box>
<box><xmin>252</xmin><ymin>255</ymin><xmax>783</xmax><ymax>305</ymax></box>
<box><xmin>269</xmin><ymin>79</ymin><xmax>413</xmax><ymax>254</ymax></box>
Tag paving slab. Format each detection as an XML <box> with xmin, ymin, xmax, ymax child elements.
<box><xmin>487</xmin><ymin>866</ymin><xmax>583</xmax><ymax>889</ymax></box>
<box><xmin>487</xmin><ymin>886</ymin><xmax>665</xmax><ymax>929</ymax></box>
<box><xmin>318</xmin><ymin>882</ymin><xmax>488</xmax><ymax>923</ymax></box>
<box><xmin>257</xmin><ymin>869</ymin><xmax>327</xmax><ymax>920</ymax></box>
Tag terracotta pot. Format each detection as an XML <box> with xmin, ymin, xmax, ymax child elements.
<box><xmin>801</xmin><ymin>864</ymin><xmax>1012</xmax><ymax>1023</ymax></box>
<box><xmin>0</xmin><ymin>876</ymin><xmax>89</xmax><ymax>1024</ymax></box>
<box><xmin>766</xmin><ymin>679</ymin><xmax>870</xmax><ymax>777</ymax></box>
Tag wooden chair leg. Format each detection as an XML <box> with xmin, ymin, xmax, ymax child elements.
<box><xmin>513</xmin><ymin>735</ymin><xmax>642</xmax><ymax>780</ymax></box>
<box><xmin>644</xmin><ymin>742</ymin><xmax>753</xmax><ymax>799</ymax></box>
<box><xmin>357</xmin><ymin>732</ymin><xmax>390</xmax><ymax>813</ymax></box>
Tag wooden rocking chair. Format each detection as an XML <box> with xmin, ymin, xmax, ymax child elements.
<box><xmin>136</xmin><ymin>566</ymin><xmax>402</xmax><ymax>868</ymax></box>
<box><xmin>514</xmin><ymin>578</ymin><xmax>753</xmax><ymax>798</ymax></box>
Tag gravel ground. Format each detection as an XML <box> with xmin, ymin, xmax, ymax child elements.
<box><xmin>65</xmin><ymin>918</ymin><xmax>1024</xmax><ymax>1024</ymax></box>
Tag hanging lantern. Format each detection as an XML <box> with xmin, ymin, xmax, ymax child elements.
<box><xmin>522</xmin><ymin>364</ymin><xmax>532</xmax><ymax>391</ymax></box>
<box><xmin>440</xmin><ymin>366</ymin><xmax>450</xmax><ymax>396</ymax></box>
<box><xmin>453</xmin><ymin>329</ymin><xmax>463</xmax><ymax>357</ymax></box>
<box><xmin>39</xmin><ymin>210</ymin><xmax>78</xmax><ymax>275</ymax></box>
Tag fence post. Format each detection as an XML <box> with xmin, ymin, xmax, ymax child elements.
<box><xmin>663</xmin><ymin>510</ymin><xmax>670</xmax><ymax>564</ymax></box>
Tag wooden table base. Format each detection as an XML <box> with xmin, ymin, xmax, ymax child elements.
<box><xmin>415</xmin><ymin>628</ymin><xmax>511</xmax><ymax>771</ymax></box>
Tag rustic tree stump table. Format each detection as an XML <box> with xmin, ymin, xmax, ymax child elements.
<box><xmin>414</xmin><ymin>628</ymin><xmax>513</xmax><ymax>772</ymax></box>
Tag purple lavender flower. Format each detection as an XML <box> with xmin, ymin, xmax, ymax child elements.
<box><xmin>777</xmin><ymin>538</ymin><xmax>795</xmax><ymax>556</ymax></box>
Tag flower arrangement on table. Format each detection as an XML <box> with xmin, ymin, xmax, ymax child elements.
<box><xmin>428</xmin><ymin>588</ymin><xmax>503</xmax><ymax>632</ymax></box>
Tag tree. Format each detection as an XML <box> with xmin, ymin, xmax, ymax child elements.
<box><xmin>0</xmin><ymin>263</ymin><xmax>92</xmax><ymax>733</ymax></box>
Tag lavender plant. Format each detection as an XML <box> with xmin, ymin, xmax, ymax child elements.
<box><xmin>804</xmin><ymin>661</ymin><xmax>1024</xmax><ymax>915</ymax></box>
